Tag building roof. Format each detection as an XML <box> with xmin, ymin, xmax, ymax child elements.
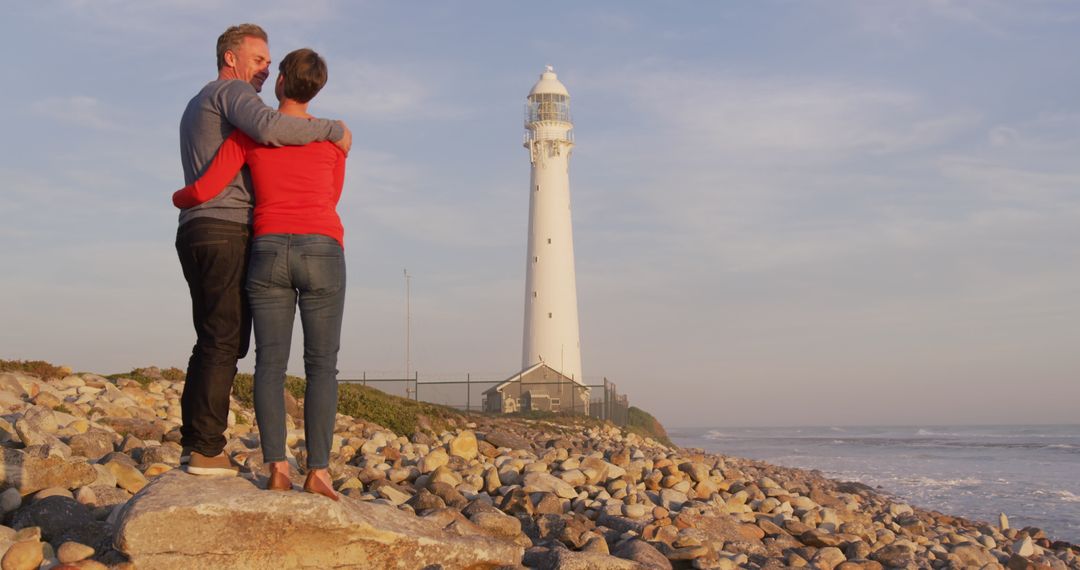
<box><xmin>482</xmin><ymin>362</ymin><xmax>587</xmax><ymax>395</ymax></box>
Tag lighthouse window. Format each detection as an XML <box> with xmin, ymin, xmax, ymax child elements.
<box><xmin>548</xmin><ymin>312</ymin><xmax>553</xmax><ymax>318</ymax></box>
<box><xmin>534</xmin><ymin>256</ymin><xmax>538</xmax><ymax>262</ymax></box>
<box><xmin>527</xmin><ymin>93</ymin><xmax>571</xmax><ymax>123</ymax></box>
<box><xmin>536</xmin><ymin>185</ymin><xmax>539</xmax><ymax>192</ymax></box>
<box><xmin>533</xmin><ymin>291</ymin><xmax>537</xmax><ymax>298</ymax></box>
<box><xmin>547</xmin><ymin>238</ymin><xmax>551</xmax><ymax>244</ymax></box>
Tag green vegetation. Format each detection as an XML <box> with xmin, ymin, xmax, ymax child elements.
<box><xmin>231</xmin><ymin>374</ymin><xmax>465</xmax><ymax>436</ymax></box>
<box><xmin>106</xmin><ymin>366</ymin><xmax>185</xmax><ymax>388</ymax></box>
<box><xmin>106</xmin><ymin>370</ymin><xmax>157</xmax><ymax>388</ymax></box>
<box><xmin>231</xmin><ymin>372</ymin><xmax>305</xmax><ymax>406</ymax></box>
<box><xmin>0</xmin><ymin>359</ymin><xmax>67</xmax><ymax>379</ymax></box>
<box><xmin>337</xmin><ymin>383</ymin><xmax>464</xmax><ymax>435</ymax></box>
<box><xmin>626</xmin><ymin>406</ymin><xmax>673</xmax><ymax>447</ymax></box>
<box><xmin>161</xmin><ymin>367</ymin><xmax>186</xmax><ymax>382</ymax></box>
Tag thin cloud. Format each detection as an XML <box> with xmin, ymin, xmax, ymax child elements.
<box><xmin>849</xmin><ymin>0</ymin><xmax>1080</xmax><ymax>41</ymax></box>
<box><xmin>937</xmin><ymin>157</ymin><xmax>1080</xmax><ymax>205</ymax></box>
<box><xmin>616</xmin><ymin>70</ymin><xmax>979</xmax><ymax>159</ymax></box>
<box><xmin>987</xmin><ymin>113</ymin><xmax>1080</xmax><ymax>152</ymax></box>
<box><xmin>331</xmin><ymin>140</ymin><xmax>522</xmax><ymax>249</ymax></box>
<box><xmin>58</xmin><ymin>0</ymin><xmax>340</xmax><ymax>38</ymax></box>
<box><xmin>30</xmin><ymin>96</ymin><xmax>121</xmax><ymax>131</ymax></box>
<box><xmin>851</xmin><ymin>0</ymin><xmax>1005</xmax><ymax>40</ymax></box>
<box><xmin>316</xmin><ymin>60</ymin><xmax>469</xmax><ymax>122</ymax></box>
<box><xmin>573</xmin><ymin>64</ymin><xmax>1078</xmax><ymax>281</ymax></box>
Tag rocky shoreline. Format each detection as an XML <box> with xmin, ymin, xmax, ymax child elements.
<box><xmin>0</xmin><ymin>365</ymin><xmax>1076</xmax><ymax>569</ymax></box>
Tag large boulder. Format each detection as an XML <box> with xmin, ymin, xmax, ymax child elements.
<box><xmin>19</xmin><ymin>406</ymin><xmax>58</xmax><ymax>434</ymax></box>
<box><xmin>11</xmin><ymin>496</ymin><xmax>108</xmax><ymax>548</ymax></box>
<box><xmin>681</xmin><ymin>512</ymin><xmax>765</xmax><ymax>546</ymax></box>
<box><xmin>596</xmin><ymin>512</ymin><xmax>649</xmax><ymax>536</ymax></box>
<box><xmin>103</xmin><ymin>460</ymin><xmax>148</xmax><ymax>494</ymax></box>
<box><xmin>522</xmin><ymin>472</ymin><xmax>577</xmax><ymax>499</ymax></box>
<box><xmin>113</xmin><ymin>470</ymin><xmax>523</xmax><ymax>569</ymax></box>
<box><xmin>448</xmin><ymin>430</ymin><xmax>478</xmax><ymax>461</ymax></box>
<box><xmin>524</xmin><ymin>544</ymin><xmax>648</xmax><ymax>569</ymax></box>
<box><xmin>419</xmin><ymin>448</ymin><xmax>449</xmax><ymax>473</ymax></box>
<box><xmin>67</xmin><ymin>430</ymin><xmax>114</xmax><ymax>461</ymax></box>
<box><xmin>481</xmin><ymin>431</ymin><xmax>532</xmax><ymax>451</ymax></box>
<box><xmin>1</xmin><ymin>540</ymin><xmax>43</xmax><ymax>570</ymax></box>
<box><xmin>0</xmin><ymin>448</ymin><xmax>97</xmax><ymax>495</ymax></box>
<box><xmin>0</xmin><ymin>373</ymin><xmax>29</xmax><ymax>397</ymax></box>
<box><xmin>95</xmin><ymin>418</ymin><xmax>164</xmax><ymax>442</ymax></box>
<box><xmin>611</xmin><ymin>539</ymin><xmax>673</xmax><ymax>569</ymax></box>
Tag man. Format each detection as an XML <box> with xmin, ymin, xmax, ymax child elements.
<box><xmin>176</xmin><ymin>24</ymin><xmax>351</xmax><ymax>476</ymax></box>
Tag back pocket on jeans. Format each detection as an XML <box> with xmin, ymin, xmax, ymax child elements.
<box><xmin>246</xmin><ymin>251</ymin><xmax>277</xmax><ymax>291</ymax></box>
<box><xmin>301</xmin><ymin>252</ymin><xmax>344</xmax><ymax>294</ymax></box>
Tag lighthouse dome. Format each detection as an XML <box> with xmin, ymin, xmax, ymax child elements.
<box><xmin>526</xmin><ymin>66</ymin><xmax>572</xmax><ymax>126</ymax></box>
<box><xmin>528</xmin><ymin>65</ymin><xmax>570</xmax><ymax>97</ymax></box>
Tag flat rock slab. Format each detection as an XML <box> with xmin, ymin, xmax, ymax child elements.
<box><xmin>114</xmin><ymin>470</ymin><xmax>523</xmax><ymax>569</ymax></box>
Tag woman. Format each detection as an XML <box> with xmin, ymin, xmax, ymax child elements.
<box><xmin>173</xmin><ymin>48</ymin><xmax>346</xmax><ymax>500</ymax></box>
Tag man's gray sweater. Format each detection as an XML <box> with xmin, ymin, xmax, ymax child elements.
<box><xmin>178</xmin><ymin>79</ymin><xmax>344</xmax><ymax>226</ymax></box>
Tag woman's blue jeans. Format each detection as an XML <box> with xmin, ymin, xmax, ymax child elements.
<box><xmin>246</xmin><ymin>233</ymin><xmax>345</xmax><ymax>470</ymax></box>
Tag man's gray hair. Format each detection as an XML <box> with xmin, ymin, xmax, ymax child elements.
<box><xmin>216</xmin><ymin>24</ymin><xmax>268</xmax><ymax>71</ymax></box>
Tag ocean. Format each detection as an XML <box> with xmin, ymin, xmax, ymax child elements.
<box><xmin>670</xmin><ymin>424</ymin><xmax>1080</xmax><ymax>544</ymax></box>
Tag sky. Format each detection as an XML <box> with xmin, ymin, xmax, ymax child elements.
<box><xmin>1</xmin><ymin>1</ymin><xmax>1078</xmax><ymax>428</ymax></box>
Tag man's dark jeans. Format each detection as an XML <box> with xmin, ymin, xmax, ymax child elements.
<box><xmin>175</xmin><ymin>217</ymin><xmax>251</xmax><ymax>457</ymax></box>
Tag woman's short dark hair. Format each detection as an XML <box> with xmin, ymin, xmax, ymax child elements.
<box><xmin>279</xmin><ymin>49</ymin><xmax>328</xmax><ymax>103</ymax></box>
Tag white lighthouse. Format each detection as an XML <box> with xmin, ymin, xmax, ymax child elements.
<box><xmin>521</xmin><ymin>66</ymin><xmax>584</xmax><ymax>385</ymax></box>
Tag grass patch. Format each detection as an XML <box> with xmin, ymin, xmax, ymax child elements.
<box><xmin>231</xmin><ymin>374</ymin><xmax>464</xmax><ymax>436</ymax></box>
<box><xmin>626</xmin><ymin>406</ymin><xmax>673</xmax><ymax>447</ymax></box>
<box><xmin>106</xmin><ymin>370</ymin><xmax>157</xmax><ymax>388</ymax></box>
<box><xmin>232</xmin><ymin>373</ymin><xmax>305</xmax><ymax>407</ymax></box>
<box><xmin>0</xmin><ymin>359</ymin><xmax>67</xmax><ymax>379</ymax></box>
<box><xmin>338</xmin><ymin>383</ymin><xmax>463</xmax><ymax>435</ymax></box>
<box><xmin>107</xmin><ymin>366</ymin><xmax>183</xmax><ymax>388</ymax></box>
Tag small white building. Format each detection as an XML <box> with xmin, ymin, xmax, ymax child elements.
<box><xmin>482</xmin><ymin>363</ymin><xmax>590</xmax><ymax>414</ymax></box>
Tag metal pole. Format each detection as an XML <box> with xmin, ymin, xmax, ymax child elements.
<box><xmin>466</xmin><ymin>373</ymin><xmax>471</xmax><ymax>412</ymax></box>
<box><xmin>603</xmin><ymin>377</ymin><xmax>609</xmax><ymax>421</ymax></box>
<box><xmin>612</xmin><ymin>381</ymin><xmax>616</xmax><ymax>423</ymax></box>
<box><xmin>362</xmin><ymin>371</ymin><xmax>366</xmax><ymax>387</ymax></box>
<box><xmin>404</xmin><ymin>269</ymin><xmax>411</xmax><ymax>383</ymax></box>
<box><xmin>414</xmin><ymin>371</ymin><xmax>419</xmax><ymax>401</ymax></box>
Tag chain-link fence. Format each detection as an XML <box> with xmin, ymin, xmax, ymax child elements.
<box><xmin>339</xmin><ymin>372</ymin><xmax>630</xmax><ymax>426</ymax></box>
